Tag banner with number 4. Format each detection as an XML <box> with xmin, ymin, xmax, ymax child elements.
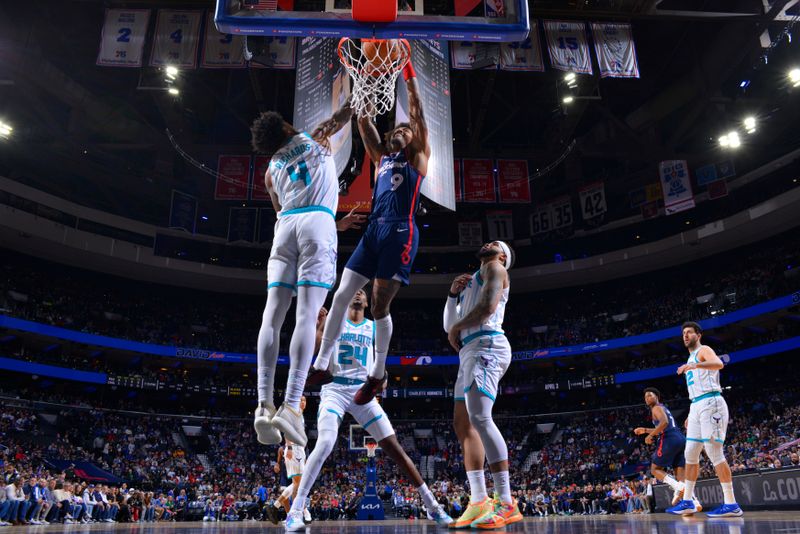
<box><xmin>97</xmin><ymin>9</ymin><xmax>150</xmax><ymax>67</ymax></box>
<box><xmin>150</xmin><ymin>10</ymin><xmax>203</xmax><ymax>68</ymax></box>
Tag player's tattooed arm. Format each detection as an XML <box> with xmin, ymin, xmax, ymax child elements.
<box><xmin>448</xmin><ymin>263</ymin><xmax>505</xmax><ymax>350</ymax></box>
<box><xmin>357</xmin><ymin>112</ymin><xmax>387</xmax><ymax>163</ymax></box>
<box><xmin>311</xmin><ymin>96</ymin><xmax>354</xmax><ymax>145</ymax></box>
<box><xmin>405</xmin><ymin>77</ymin><xmax>430</xmax><ymax>158</ymax></box>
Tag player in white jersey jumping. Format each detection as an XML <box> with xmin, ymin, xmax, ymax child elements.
<box><xmin>250</xmin><ymin>100</ymin><xmax>354</xmax><ymax>448</ymax></box>
<box><xmin>443</xmin><ymin>241</ymin><xmax>522</xmax><ymax>530</ymax></box>
<box><xmin>284</xmin><ymin>289</ymin><xmax>453</xmax><ymax>531</ymax></box>
<box><xmin>666</xmin><ymin>321</ymin><xmax>744</xmax><ymax>517</ymax></box>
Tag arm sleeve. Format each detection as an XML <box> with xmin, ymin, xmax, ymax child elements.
<box><xmin>443</xmin><ymin>296</ymin><xmax>459</xmax><ymax>333</ymax></box>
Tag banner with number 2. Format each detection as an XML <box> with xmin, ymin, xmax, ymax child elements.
<box><xmin>97</xmin><ymin>9</ymin><xmax>150</xmax><ymax>67</ymax></box>
<box><xmin>150</xmin><ymin>10</ymin><xmax>203</xmax><ymax>68</ymax></box>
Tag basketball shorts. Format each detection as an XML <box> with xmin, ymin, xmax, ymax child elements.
<box><xmin>267</xmin><ymin>211</ymin><xmax>337</xmax><ymax>293</ymax></box>
<box><xmin>686</xmin><ymin>393</ymin><xmax>729</xmax><ymax>444</ymax></box>
<box><xmin>318</xmin><ymin>383</ymin><xmax>394</xmax><ymax>442</ymax></box>
<box><xmin>286</xmin><ymin>457</ymin><xmax>305</xmax><ymax>479</ymax></box>
<box><xmin>454</xmin><ymin>334</ymin><xmax>511</xmax><ymax>402</ymax></box>
<box><xmin>346</xmin><ymin>220</ymin><xmax>418</xmax><ymax>286</ymax></box>
<box><xmin>652</xmin><ymin>431</ymin><xmax>686</xmax><ymax>469</ymax></box>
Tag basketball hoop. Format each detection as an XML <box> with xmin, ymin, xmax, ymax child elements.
<box><xmin>338</xmin><ymin>38</ymin><xmax>411</xmax><ymax>119</ymax></box>
<box><xmin>365</xmin><ymin>442</ymin><xmax>378</xmax><ymax>458</ymax></box>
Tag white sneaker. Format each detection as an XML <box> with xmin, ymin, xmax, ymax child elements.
<box><xmin>254</xmin><ymin>404</ymin><xmax>282</xmax><ymax>445</ymax></box>
<box><xmin>284</xmin><ymin>510</ymin><xmax>305</xmax><ymax>532</ymax></box>
<box><xmin>272</xmin><ymin>404</ymin><xmax>307</xmax><ymax>447</ymax></box>
<box><xmin>302</xmin><ymin>507</ymin><xmax>311</xmax><ymax>524</ymax></box>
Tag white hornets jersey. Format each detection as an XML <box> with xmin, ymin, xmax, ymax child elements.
<box><xmin>289</xmin><ymin>443</ymin><xmax>305</xmax><ymax>462</ymax></box>
<box><xmin>686</xmin><ymin>345</ymin><xmax>722</xmax><ymax>400</ymax></box>
<box><xmin>269</xmin><ymin>133</ymin><xmax>339</xmax><ymax>214</ymax></box>
<box><xmin>457</xmin><ymin>269</ymin><xmax>509</xmax><ymax>343</ymax></box>
<box><xmin>329</xmin><ymin>318</ymin><xmax>375</xmax><ymax>384</ymax></box>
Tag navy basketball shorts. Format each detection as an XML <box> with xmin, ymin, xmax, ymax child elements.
<box><xmin>652</xmin><ymin>432</ymin><xmax>686</xmax><ymax>469</ymax></box>
<box><xmin>346</xmin><ymin>221</ymin><xmax>419</xmax><ymax>286</ymax></box>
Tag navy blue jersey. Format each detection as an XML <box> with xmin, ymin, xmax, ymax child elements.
<box><xmin>652</xmin><ymin>403</ymin><xmax>681</xmax><ymax>437</ymax></box>
<box><xmin>369</xmin><ymin>150</ymin><xmax>424</xmax><ymax>224</ymax></box>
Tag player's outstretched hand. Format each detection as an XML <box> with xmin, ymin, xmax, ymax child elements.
<box><xmin>449</xmin><ymin>273</ymin><xmax>473</xmax><ymax>296</ymax></box>
<box><xmin>447</xmin><ymin>327</ymin><xmax>462</xmax><ymax>353</ymax></box>
<box><xmin>633</xmin><ymin>427</ymin><xmax>647</xmax><ymax>436</ymax></box>
<box><xmin>337</xmin><ymin>204</ymin><xmax>367</xmax><ymax>231</ymax></box>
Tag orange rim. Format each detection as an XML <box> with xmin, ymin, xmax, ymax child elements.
<box><xmin>337</xmin><ymin>37</ymin><xmax>411</xmax><ymax>76</ymax></box>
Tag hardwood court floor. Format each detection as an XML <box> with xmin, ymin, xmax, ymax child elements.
<box><xmin>6</xmin><ymin>513</ymin><xmax>799</xmax><ymax>533</ymax></box>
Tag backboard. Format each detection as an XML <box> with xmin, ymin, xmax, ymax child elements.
<box><xmin>215</xmin><ymin>0</ymin><xmax>530</xmax><ymax>42</ymax></box>
<box><xmin>349</xmin><ymin>424</ymin><xmax>382</xmax><ymax>452</ymax></box>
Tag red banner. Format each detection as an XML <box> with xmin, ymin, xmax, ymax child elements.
<box><xmin>454</xmin><ymin>159</ymin><xmax>462</xmax><ymax>202</ymax></box>
<box><xmin>454</xmin><ymin>0</ymin><xmax>483</xmax><ymax>16</ymax></box>
<box><xmin>707</xmin><ymin>179</ymin><xmax>729</xmax><ymax>200</ymax></box>
<box><xmin>251</xmin><ymin>156</ymin><xmax>271</xmax><ymax>201</ymax></box>
<box><xmin>497</xmin><ymin>159</ymin><xmax>531</xmax><ymax>203</ymax></box>
<box><xmin>338</xmin><ymin>156</ymin><xmax>373</xmax><ymax>213</ymax></box>
<box><xmin>462</xmin><ymin>159</ymin><xmax>496</xmax><ymax>203</ymax></box>
<box><xmin>215</xmin><ymin>155</ymin><xmax>251</xmax><ymax>200</ymax></box>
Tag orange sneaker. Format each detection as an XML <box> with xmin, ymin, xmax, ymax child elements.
<box><xmin>471</xmin><ymin>511</ymin><xmax>507</xmax><ymax>530</ymax></box>
<box><xmin>449</xmin><ymin>498</ymin><xmax>492</xmax><ymax>529</ymax></box>
<box><xmin>495</xmin><ymin>500</ymin><xmax>523</xmax><ymax>525</ymax></box>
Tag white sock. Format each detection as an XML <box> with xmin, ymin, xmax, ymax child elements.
<box><xmin>285</xmin><ymin>369</ymin><xmax>306</xmax><ymax>409</ymax></box>
<box><xmin>417</xmin><ymin>483</ymin><xmax>437</xmax><ymax>510</ymax></box>
<box><xmin>370</xmin><ymin>315</ymin><xmax>392</xmax><ymax>379</ymax></box>
<box><xmin>683</xmin><ymin>480</ymin><xmax>696</xmax><ymax>503</ymax></box>
<box><xmin>663</xmin><ymin>475</ymin><xmax>681</xmax><ymax>491</ymax></box>
<box><xmin>721</xmin><ymin>482</ymin><xmax>736</xmax><ymax>505</ymax></box>
<box><xmin>491</xmin><ymin>471</ymin><xmax>511</xmax><ymax>504</ymax></box>
<box><xmin>466</xmin><ymin>470</ymin><xmax>488</xmax><ymax>503</ymax></box>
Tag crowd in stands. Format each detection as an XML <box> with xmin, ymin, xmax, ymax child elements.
<box><xmin>1</xmin><ymin>379</ymin><xmax>798</xmax><ymax>525</ymax></box>
<box><xmin>2</xmin><ymin>232</ymin><xmax>798</xmax><ymax>357</ymax></box>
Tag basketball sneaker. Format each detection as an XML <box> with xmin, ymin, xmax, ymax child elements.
<box><xmin>284</xmin><ymin>510</ymin><xmax>304</xmax><ymax>532</ymax></box>
<box><xmin>272</xmin><ymin>404</ymin><xmax>307</xmax><ymax>447</ymax></box>
<box><xmin>254</xmin><ymin>403</ymin><xmax>281</xmax><ymax>445</ymax></box>
<box><xmin>354</xmin><ymin>372</ymin><xmax>388</xmax><ymax>405</ymax></box>
<box><xmin>671</xmin><ymin>484</ymin><xmax>685</xmax><ymax>506</ymax></box>
<box><xmin>428</xmin><ymin>504</ymin><xmax>454</xmax><ymax>527</ymax></box>
<box><xmin>306</xmin><ymin>368</ymin><xmax>333</xmax><ymax>387</ymax></box>
<box><xmin>302</xmin><ymin>507</ymin><xmax>312</xmax><ymax>524</ymax></box>
<box><xmin>449</xmin><ymin>498</ymin><xmax>492</xmax><ymax>529</ymax></box>
<box><xmin>666</xmin><ymin>500</ymin><xmax>699</xmax><ymax>515</ymax></box>
<box><xmin>706</xmin><ymin>503</ymin><xmax>743</xmax><ymax>517</ymax></box>
<box><xmin>493</xmin><ymin>500</ymin><xmax>523</xmax><ymax>526</ymax></box>
<box><xmin>472</xmin><ymin>511</ymin><xmax>506</xmax><ymax>530</ymax></box>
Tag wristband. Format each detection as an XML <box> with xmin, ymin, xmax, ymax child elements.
<box><xmin>448</xmin><ymin>292</ymin><xmax>459</xmax><ymax>298</ymax></box>
<box><xmin>403</xmin><ymin>61</ymin><xmax>416</xmax><ymax>81</ymax></box>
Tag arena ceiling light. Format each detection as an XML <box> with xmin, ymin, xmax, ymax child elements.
<box><xmin>165</xmin><ymin>65</ymin><xmax>179</xmax><ymax>80</ymax></box>
<box><xmin>168</xmin><ymin>87</ymin><xmax>180</xmax><ymax>96</ymax></box>
<box><xmin>564</xmin><ymin>72</ymin><xmax>578</xmax><ymax>89</ymax></box>
<box><xmin>0</xmin><ymin>121</ymin><xmax>12</xmax><ymax>138</ymax></box>
<box><xmin>562</xmin><ymin>95</ymin><xmax>574</xmax><ymax>104</ymax></box>
<box><xmin>719</xmin><ymin>131</ymin><xmax>741</xmax><ymax>149</ymax></box>
<box><xmin>743</xmin><ymin>116</ymin><xmax>756</xmax><ymax>134</ymax></box>
<box><xmin>790</xmin><ymin>68</ymin><xmax>800</xmax><ymax>87</ymax></box>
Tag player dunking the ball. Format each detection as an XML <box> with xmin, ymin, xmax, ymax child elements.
<box><xmin>250</xmin><ymin>99</ymin><xmax>354</xmax><ymax>448</ymax></box>
<box><xmin>307</xmin><ymin>50</ymin><xmax>429</xmax><ymax>405</ymax></box>
<box><xmin>666</xmin><ymin>321</ymin><xmax>744</xmax><ymax>517</ymax></box>
<box><xmin>444</xmin><ymin>241</ymin><xmax>523</xmax><ymax>529</ymax></box>
<box><xmin>284</xmin><ymin>289</ymin><xmax>453</xmax><ymax>531</ymax></box>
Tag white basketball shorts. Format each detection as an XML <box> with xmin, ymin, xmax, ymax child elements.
<box><xmin>317</xmin><ymin>383</ymin><xmax>394</xmax><ymax>442</ymax></box>
<box><xmin>267</xmin><ymin>211</ymin><xmax>337</xmax><ymax>293</ymax></box>
<box><xmin>686</xmin><ymin>392</ymin><xmax>729</xmax><ymax>444</ymax></box>
<box><xmin>454</xmin><ymin>334</ymin><xmax>511</xmax><ymax>402</ymax></box>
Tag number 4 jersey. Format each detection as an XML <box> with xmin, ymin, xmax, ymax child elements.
<box><xmin>329</xmin><ymin>318</ymin><xmax>375</xmax><ymax>384</ymax></box>
<box><xmin>269</xmin><ymin>133</ymin><xmax>339</xmax><ymax>215</ymax></box>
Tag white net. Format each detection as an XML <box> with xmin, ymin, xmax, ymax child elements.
<box><xmin>365</xmin><ymin>443</ymin><xmax>378</xmax><ymax>457</ymax></box>
<box><xmin>338</xmin><ymin>38</ymin><xmax>411</xmax><ymax>119</ymax></box>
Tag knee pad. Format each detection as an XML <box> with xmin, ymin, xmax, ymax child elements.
<box><xmin>704</xmin><ymin>440</ymin><xmax>726</xmax><ymax>466</ymax></box>
<box><xmin>468</xmin><ymin>410</ymin><xmax>492</xmax><ymax>429</ymax></box>
<box><xmin>685</xmin><ymin>439</ymin><xmax>703</xmax><ymax>464</ymax></box>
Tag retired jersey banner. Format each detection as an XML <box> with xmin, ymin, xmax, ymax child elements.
<box><xmin>251</xmin><ymin>156</ymin><xmax>271</xmax><ymax>201</ymax></box>
<box><xmin>227</xmin><ymin>207</ymin><xmax>258</xmax><ymax>243</ymax></box>
<box><xmin>530</xmin><ymin>205</ymin><xmax>552</xmax><ymax>235</ymax></box>
<box><xmin>487</xmin><ymin>210</ymin><xmax>513</xmax><ymax>241</ymax></box>
<box><xmin>462</xmin><ymin>159</ymin><xmax>496</xmax><ymax>203</ymax></box>
<box><xmin>215</xmin><ymin>155</ymin><xmax>252</xmax><ymax>201</ymax></box>
<box><xmin>549</xmin><ymin>196</ymin><xmax>573</xmax><ymax>229</ymax></box>
<box><xmin>97</xmin><ymin>9</ymin><xmax>150</xmax><ymax>67</ymax></box>
<box><xmin>450</xmin><ymin>41</ymin><xmax>500</xmax><ymax>70</ymax></box>
<box><xmin>590</xmin><ymin>23</ymin><xmax>640</xmax><ymax>78</ymax></box>
<box><xmin>544</xmin><ymin>20</ymin><xmax>592</xmax><ymax>74</ymax></box>
<box><xmin>168</xmin><ymin>190</ymin><xmax>197</xmax><ymax>233</ymax></box>
<box><xmin>458</xmin><ymin>222</ymin><xmax>483</xmax><ymax>247</ymax></box>
<box><xmin>659</xmin><ymin>160</ymin><xmax>695</xmax><ymax>215</ymax></box>
<box><xmin>201</xmin><ymin>12</ymin><xmax>245</xmax><ymax>68</ymax></box>
<box><xmin>500</xmin><ymin>27</ymin><xmax>545</xmax><ymax>72</ymax></box>
<box><xmin>249</xmin><ymin>37</ymin><xmax>297</xmax><ymax>70</ymax></box>
<box><xmin>578</xmin><ymin>182</ymin><xmax>607</xmax><ymax>220</ymax></box>
<box><xmin>150</xmin><ymin>10</ymin><xmax>203</xmax><ymax>68</ymax></box>
<box><xmin>497</xmin><ymin>160</ymin><xmax>531</xmax><ymax>203</ymax></box>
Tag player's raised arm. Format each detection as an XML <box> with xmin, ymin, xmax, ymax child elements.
<box><xmin>357</xmin><ymin>110</ymin><xmax>388</xmax><ymax>163</ymax></box>
<box><xmin>311</xmin><ymin>97</ymin><xmax>354</xmax><ymax>146</ymax></box>
<box><xmin>402</xmin><ymin>62</ymin><xmax>430</xmax><ymax>159</ymax></box>
<box><xmin>443</xmin><ymin>274</ymin><xmax>472</xmax><ymax>333</ymax></box>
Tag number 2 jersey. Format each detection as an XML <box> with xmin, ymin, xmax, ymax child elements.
<box><xmin>686</xmin><ymin>345</ymin><xmax>722</xmax><ymax>400</ymax></box>
<box><xmin>269</xmin><ymin>133</ymin><xmax>339</xmax><ymax>215</ymax></box>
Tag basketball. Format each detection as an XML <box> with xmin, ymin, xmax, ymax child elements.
<box><xmin>362</xmin><ymin>39</ymin><xmax>402</xmax><ymax>71</ymax></box>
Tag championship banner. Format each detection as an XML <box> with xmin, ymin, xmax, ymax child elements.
<box><xmin>497</xmin><ymin>159</ymin><xmax>531</xmax><ymax>203</ymax></box>
<box><xmin>462</xmin><ymin>159</ymin><xmax>496</xmax><ymax>203</ymax></box>
<box><xmin>249</xmin><ymin>37</ymin><xmax>297</xmax><ymax>69</ymax></box>
<box><xmin>294</xmin><ymin>37</ymin><xmax>352</xmax><ymax>178</ymax></box>
<box><xmin>450</xmin><ymin>41</ymin><xmax>500</xmax><ymax>70</ymax></box>
<box><xmin>251</xmin><ymin>155</ymin><xmax>271</xmax><ymax>201</ymax></box>
<box><xmin>458</xmin><ymin>222</ymin><xmax>483</xmax><ymax>247</ymax></box>
<box><xmin>530</xmin><ymin>205</ymin><xmax>551</xmax><ymax>235</ymax></box>
<box><xmin>454</xmin><ymin>159</ymin><xmax>463</xmax><ymax>202</ymax></box>
<box><xmin>97</xmin><ymin>9</ymin><xmax>150</xmax><ymax>67</ymax></box>
<box><xmin>227</xmin><ymin>207</ymin><xmax>258</xmax><ymax>243</ymax></box>
<box><xmin>549</xmin><ymin>196</ymin><xmax>573</xmax><ymax>229</ymax></box>
<box><xmin>201</xmin><ymin>12</ymin><xmax>245</xmax><ymax>68</ymax></box>
<box><xmin>215</xmin><ymin>155</ymin><xmax>251</xmax><ymax>200</ymax></box>
<box><xmin>395</xmin><ymin>40</ymin><xmax>455</xmax><ymax>210</ymax></box>
<box><xmin>578</xmin><ymin>182</ymin><xmax>607</xmax><ymax>220</ymax></box>
<box><xmin>150</xmin><ymin>10</ymin><xmax>203</xmax><ymax>68</ymax></box>
<box><xmin>500</xmin><ymin>25</ymin><xmax>545</xmax><ymax>72</ymax></box>
<box><xmin>486</xmin><ymin>210</ymin><xmax>513</xmax><ymax>241</ymax></box>
<box><xmin>544</xmin><ymin>20</ymin><xmax>592</xmax><ymax>74</ymax></box>
<box><xmin>659</xmin><ymin>160</ymin><xmax>695</xmax><ymax>215</ymax></box>
<box><xmin>590</xmin><ymin>22</ymin><xmax>640</xmax><ymax>78</ymax></box>
<box><xmin>168</xmin><ymin>190</ymin><xmax>197</xmax><ymax>233</ymax></box>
